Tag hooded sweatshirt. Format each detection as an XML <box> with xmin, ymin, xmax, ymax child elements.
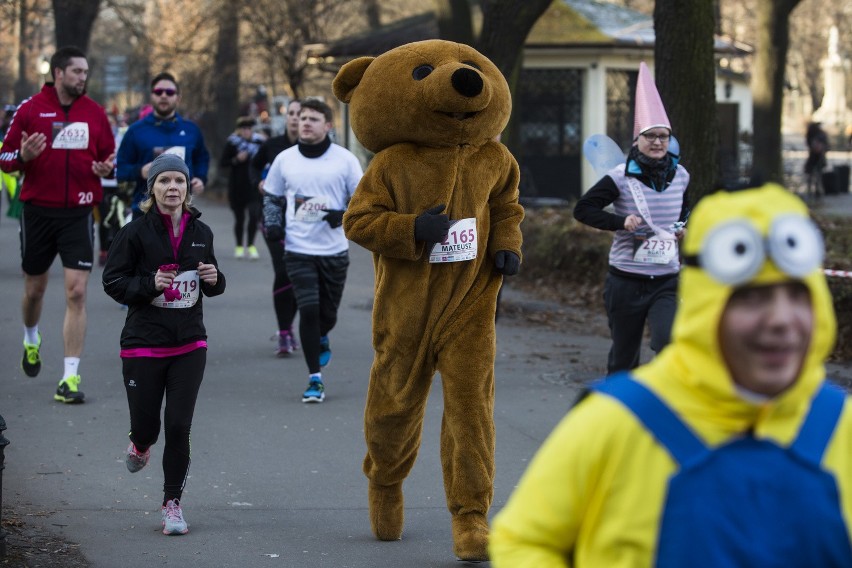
<box><xmin>490</xmin><ymin>184</ymin><xmax>852</xmax><ymax>567</ymax></box>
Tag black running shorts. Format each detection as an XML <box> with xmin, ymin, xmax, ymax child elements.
<box><xmin>20</xmin><ymin>205</ymin><xmax>94</xmax><ymax>275</ymax></box>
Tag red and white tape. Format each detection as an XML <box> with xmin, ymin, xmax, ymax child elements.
<box><xmin>824</xmin><ymin>269</ymin><xmax>852</xmax><ymax>279</ymax></box>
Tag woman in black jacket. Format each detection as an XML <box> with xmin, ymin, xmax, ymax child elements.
<box><xmin>103</xmin><ymin>153</ymin><xmax>226</xmax><ymax>536</ymax></box>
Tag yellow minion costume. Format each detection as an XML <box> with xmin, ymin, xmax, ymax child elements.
<box><xmin>490</xmin><ymin>184</ymin><xmax>852</xmax><ymax>567</ymax></box>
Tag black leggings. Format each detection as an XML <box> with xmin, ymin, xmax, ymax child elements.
<box><xmin>230</xmin><ymin>198</ymin><xmax>261</xmax><ymax>247</ymax></box>
<box><xmin>284</xmin><ymin>251</ymin><xmax>349</xmax><ymax>374</ymax></box>
<box><xmin>123</xmin><ymin>349</ymin><xmax>206</xmax><ymax>503</ymax></box>
<box><xmin>263</xmin><ymin>233</ymin><xmax>297</xmax><ymax>331</ymax></box>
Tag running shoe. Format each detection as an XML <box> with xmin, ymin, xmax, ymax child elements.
<box><xmin>302</xmin><ymin>379</ymin><xmax>325</xmax><ymax>403</ymax></box>
<box><xmin>21</xmin><ymin>334</ymin><xmax>42</xmax><ymax>377</ymax></box>
<box><xmin>319</xmin><ymin>335</ymin><xmax>331</xmax><ymax>367</ymax></box>
<box><xmin>234</xmin><ymin>246</ymin><xmax>245</xmax><ymax>259</ymax></box>
<box><xmin>276</xmin><ymin>330</ymin><xmax>296</xmax><ymax>357</ymax></box>
<box><xmin>162</xmin><ymin>499</ymin><xmax>189</xmax><ymax>535</ymax></box>
<box><xmin>54</xmin><ymin>375</ymin><xmax>85</xmax><ymax>404</ymax></box>
<box><xmin>125</xmin><ymin>442</ymin><xmax>150</xmax><ymax>473</ymax></box>
<box><xmin>247</xmin><ymin>245</ymin><xmax>259</xmax><ymax>260</ymax></box>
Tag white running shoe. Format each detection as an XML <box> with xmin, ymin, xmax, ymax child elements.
<box><xmin>162</xmin><ymin>498</ymin><xmax>189</xmax><ymax>535</ymax></box>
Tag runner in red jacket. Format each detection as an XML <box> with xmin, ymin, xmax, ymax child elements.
<box><xmin>0</xmin><ymin>46</ymin><xmax>115</xmax><ymax>404</ymax></box>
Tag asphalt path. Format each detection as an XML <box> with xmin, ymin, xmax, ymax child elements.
<box><xmin>0</xmin><ymin>195</ymin><xmax>603</xmax><ymax>567</ymax></box>
<box><xmin>4</xmin><ymin>190</ymin><xmax>851</xmax><ymax>567</ymax></box>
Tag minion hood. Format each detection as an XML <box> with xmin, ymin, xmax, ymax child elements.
<box><xmin>636</xmin><ymin>183</ymin><xmax>835</xmax><ymax>412</ymax></box>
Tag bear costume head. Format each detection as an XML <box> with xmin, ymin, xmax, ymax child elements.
<box><xmin>333</xmin><ymin>39</ymin><xmax>511</xmax><ymax>152</ymax></box>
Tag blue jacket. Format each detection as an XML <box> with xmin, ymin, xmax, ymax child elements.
<box><xmin>116</xmin><ymin>113</ymin><xmax>209</xmax><ymax>210</ymax></box>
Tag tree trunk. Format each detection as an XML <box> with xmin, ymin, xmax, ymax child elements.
<box><xmin>52</xmin><ymin>0</ymin><xmax>101</xmax><ymax>52</ymax></box>
<box><xmin>210</xmin><ymin>0</ymin><xmax>240</xmax><ymax>187</ymax></box>
<box><xmin>434</xmin><ymin>0</ymin><xmax>474</xmax><ymax>46</ymax></box>
<box><xmin>477</xmin><ymin>0</ymin><xmax>552</xmax><ymax>79</ymax></box>
<box><xmin>751</xmin><ymin>0</ymin><xmax>801</xmax><ymax>183</ymax></box>
<box><xmin>365</xmin><ymin>0</ymin><xmax>381</xmax><ymax>30</ymax></box>
<box><xmin>14</xmin><ymin>0</ymin><xmax>32</xmax><ymax>101</ymax></box>
<box><xmin>476</xmin><ymin>0</ymin><xmax>551</xmax><ymax>155</ymax></box>
<box><xmin>654</xmin><ymin>0</ymin><xmax>718</xmax><ymax>204</ymax></box>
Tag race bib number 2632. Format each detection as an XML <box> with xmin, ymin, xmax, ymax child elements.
<box><xmin>52</xmin><ymin>122</ymin><xmax>90</xmax><ymax>150</ymax></box>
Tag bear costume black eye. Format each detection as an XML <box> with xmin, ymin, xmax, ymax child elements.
<box><xmin>462</xmin><ymin>60</ymin><xmax>481</xmax><ymax>71</ymax></box>
<box><xmin>699</xmin><ymin>220</ymin><xmax>765</xmax><ymax>285</ymax></box>
<box><xmin>412</xmin><ymin>65</ymin><xmax>434</xmax><ymax>80</ymax></box>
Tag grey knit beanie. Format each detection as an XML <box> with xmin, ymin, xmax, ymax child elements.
<box><xmin>146</xmin><ymin>153</ymin><xmax>190</xmax><ymax>193</ymax></box>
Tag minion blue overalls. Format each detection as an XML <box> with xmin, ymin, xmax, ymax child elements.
<box><xmin>594</xmin><ymin>373</ymin><xmax>852</xmax><ymax>567</ymax></box>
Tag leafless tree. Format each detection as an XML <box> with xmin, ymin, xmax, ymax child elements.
<box><xmin>752</xmin><ymin>0</ymin><xmax>802</xmax><ymax>182</ymax></box>
<box><xmin>654</xmin><ymin>0</ymin><xmax>719</xmax><ymax>202</ymax></box>
<box><xmin>52</xmin><ymin>0</ymin><xmax>100</xmax><ymax>52</ymax></box>
<box><xmin>241</xmin><ymin>0</ymin><xmax>363</xmax><ymax>100</ymax></box>
<box><xmin>212</xmin><ymin>0</ymin><xmax>240</xmax><ymax>159</ymax></box>
<box><xmin>434</xmin><ymin>0</ymin><xmax>473</xmax><ymax>45</ymax></box>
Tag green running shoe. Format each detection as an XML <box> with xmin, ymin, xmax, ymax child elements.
<box><xmin>55</xmin><ymin>375</ymin><xmax>85</xmax><ymax>404</ymax></box>
<box><xmin>21</xmin><ymin>334</ymin><xmax>42</xmax><ymax>377</ymax></box>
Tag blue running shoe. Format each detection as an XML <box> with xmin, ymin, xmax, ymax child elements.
<box><xmin>302</xmin><ymin>379</ymin><xmax>325</xmax><ymax>403</ymax></box>
<box><xmin>319</xmin><ymin>335</ymin><xmax>331</xmax><ymax>367</ymax></box>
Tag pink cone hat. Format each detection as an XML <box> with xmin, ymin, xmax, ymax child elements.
<box><xmin>633</xmin><ymin>62</ymin><xmax>671</xmax><ymax>139</ymax></box>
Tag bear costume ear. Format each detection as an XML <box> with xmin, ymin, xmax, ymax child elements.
<box><xmin>333</xmin><ymin>57</ymin><xmax>375</xmax><ymax>103</ymax></box>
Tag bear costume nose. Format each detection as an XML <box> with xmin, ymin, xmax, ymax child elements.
<box><xmin>451</xmin><ymin>67</ymin><xmax>483</xmax><ymax>98</ymax></box>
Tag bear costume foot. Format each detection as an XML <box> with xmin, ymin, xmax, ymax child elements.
<box><xmin>368</xmin><ymin>482</ymin><xmax>404</xmax><ymax>541</ymax></box>
<box><xmin>451</xmin><ymin>512</ymin><xmax>489</xmax><ymax>562</ymax></box>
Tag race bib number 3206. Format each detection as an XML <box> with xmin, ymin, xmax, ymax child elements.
<box><xmin>429</xmin><ymin>218</ymin><xmax>478</xmax><ymax>264</ymax></box>
<box><xmin>52</xmin><ymin>122</ymin><xmax>90</xmax><ymax>149</ymax></box>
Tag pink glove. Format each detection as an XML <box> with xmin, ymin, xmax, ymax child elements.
<box><xmin>158</xmin><ymin>264</ymin><xmax>181</xmax><ymax>301</ymax></box>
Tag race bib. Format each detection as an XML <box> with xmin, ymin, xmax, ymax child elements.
<box><xmin>151</xmin><ymin>270</ymin><xmax>200</xmax><ymax>308</ymax></box>
<box><xmin>429</xmin><ymin>218</ymin><xmax>478</xmax><ymax>264</ymax></box>
<box><xmin>293</xmin><ymin>194</ymin><xmax>331</xmax><ymax>223</ymax></box>
<box><xmin>633</xmin><ymin>230</ymin><xmax>678</xmax><ymax>264</ymax></box>
<box><xmin>52</xmin><ymin>122</ymin><xmax>89</xmax><ymax>149</ymax></box>
<box><xmin>154</xmin><ymin>146</ymin><xmax>187</xmax><ymax>160</ymax></box>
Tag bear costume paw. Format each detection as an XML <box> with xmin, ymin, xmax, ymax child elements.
<box><xmin>451</xmin><ymin>512</ymin><xmax>489</xmax><ymax>562</ymax></box>
<box><xmin>368</xmin><ymin>482</ymin><xmax>404</xmax><ymax>541</ymax></box>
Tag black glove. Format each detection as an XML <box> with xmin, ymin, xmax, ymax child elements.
<box><xmin>494</xmin><ymin>250</ymin><xmax>520</xmax><ymax>276</ymax></box>
<box><xmin>323</xmin><ymin>209</ymin><xmax>345</xmax><ymax>229</ymax></box>
<box><xmin>265</xmin><ymin>224</ymin><xmax>284</xmax><ymax>242</ymax></box>
<box><xmin>414</xmin><ymin>204</ymin><xmax>450</xmax><ymax>243</ymax></box>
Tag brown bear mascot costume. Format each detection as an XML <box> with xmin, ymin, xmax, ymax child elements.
<box><xmin>333</xmin><ymin>39</ymin><xmax>524</xmax><ymax>561</ymax></box>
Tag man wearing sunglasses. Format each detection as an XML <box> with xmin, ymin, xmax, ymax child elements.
<box><xmin>117</xmin><ymin>72</ymin><xmax>210</xmax><ymax>219</ymax></box>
